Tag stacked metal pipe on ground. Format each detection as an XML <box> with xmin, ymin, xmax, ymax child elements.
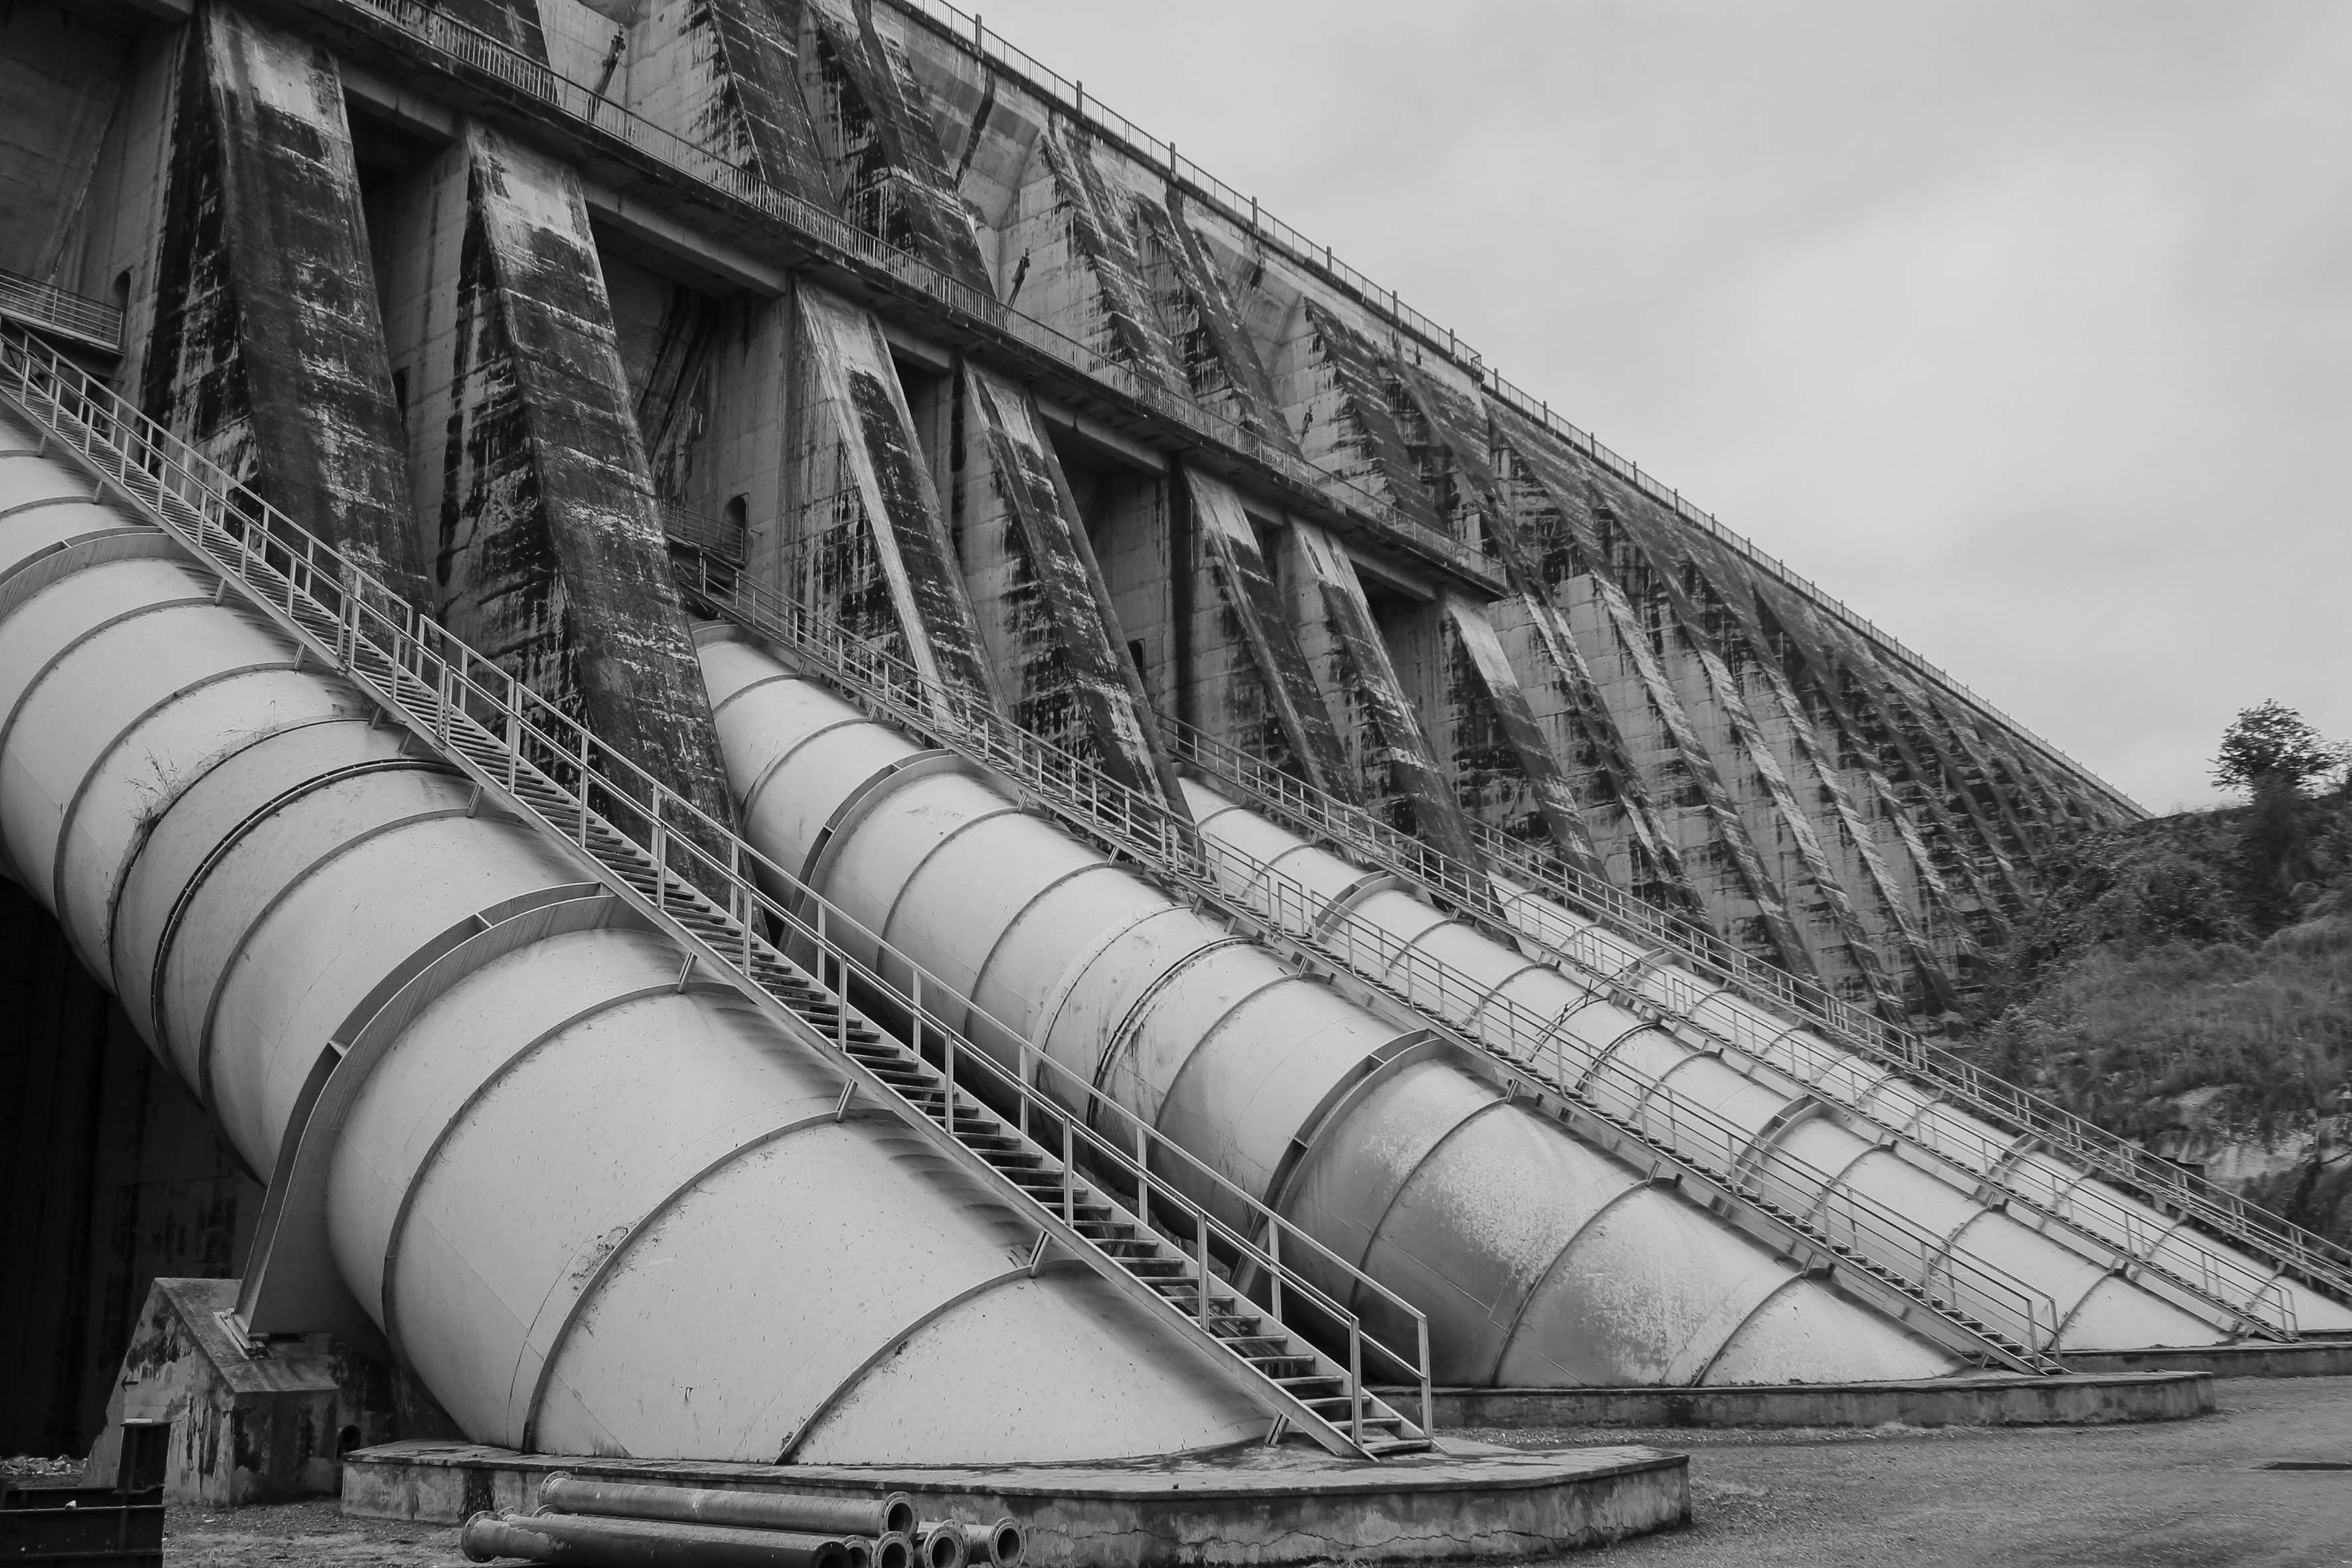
<box><xmin>462</xmin><ymin>1477</ymin><xmax>1022</xmax><ymax>1568</ymax></box>
<box><xmin>698</xmin><ymin>629</ymin><xmax>1956</xmax><ymax>1386</ymax></box>
<box><xmin>0</xmin><ymin>410</ymin><xmax>1275</xmax><ymax>1464</ymax></box>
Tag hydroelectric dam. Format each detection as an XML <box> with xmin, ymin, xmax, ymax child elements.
<box><xmin>1</xmin><ymin>0</ymin><xmax>2345</xmax><ymax>1560</ymax></box>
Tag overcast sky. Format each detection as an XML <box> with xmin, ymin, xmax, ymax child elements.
<box><xmin>968</xmin><ymin>0</ymin><xmax>2350</xmax><ymax>813</ymax></box>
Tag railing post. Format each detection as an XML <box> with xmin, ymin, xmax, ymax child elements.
<box><xmin>1061</xmin><ymin>1119</ymin><xmax>1075</xmax><ymax>1223</ymax></box>
<box><xmin>1267</xmin><ymin>1222</ymin><xmax>1281</xmax><ymax>1325</ymax></box>
<box><xmin>1349</xmin><ymin>1327</ymin><xmax>1364</xmax><ymax>1445</ymax></box>
<box><xmin>1418</xmin><ymin>1316</ymin><xmax>1433</xmax><ymax>1436</ymax></box>
<box><xmin>1196</xmin><ymin>1219</ymin><xmax>1210</xmax><ymax>1328</ymax></box>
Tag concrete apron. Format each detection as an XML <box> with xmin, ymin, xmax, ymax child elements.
<box><xmin>2060</xmin><ymin>1341</ymin><xmax>2352</xmax><ymax>1379</ymax></box>
<box><xmin>343</xmin><ymin>1439</ymin><xmax>1690</xmax><ymax>1564</ymax></box>
<box><xmin>1404</xmin><ymin>1371</ymin><xmax>2215</xmax><ymax>1432</ymax></box>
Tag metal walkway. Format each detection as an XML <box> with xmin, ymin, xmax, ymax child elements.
<box><xmin>0</xmin><ymin>322</ymin><xmax>1432</xmax><ymax>1462</ymax></box>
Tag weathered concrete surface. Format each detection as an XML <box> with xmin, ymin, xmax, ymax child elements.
<box><xmin>605</xmin><ymin>251</ymin><xmax>724</xmax><ymax>518</ymax></box>
<box><xmin>0</xmin><ymin>882</ymin><xmax>261</xmax><ymax>1460</ymax></box>
<box><xmin>1535</xmin><ymin>440</ymin><xmax>1899</xmax><ymax>1010</ymax></box>
<box><xmin>1180</xmin><ymin>467</ymin><xmax>1354</xmax><ymax>795</ymax></box>
<box><xmin>787</xmin><ymin>283</ymin><xmax>998</xmax><ymax>709</ymax></box>
<box><xmin>80</xmin><ymin>1279</ymin><xmax>396</xmax><ymax>1506</ymax></box>
<box><xmin>794</xmin><ymin>0</ymin><xmax>993</xmax><ymax>290</ymax></box>
<box><xmin>1420</xmin><ymin>1372</ymin><xmax>2213</xmax><ymax>1431</ymax></box>
<box><xmin>382</xmin><ymin>118</ymin><xmax>730</xmax><ymax>817</ymax></box>
<box><xmin>1273</xmin><ymin>301</ymin><xmax>1445</xmax><ymax>536</ymax></box>
<box><xmin>2061</xmin><ymin>1341</ymin><xmax>2352</xmax><ymax>1378</ymax></box>
<box><xmin>1753</xmin><ymin>576</ymin><xmax>2032</xmax><ymax>947</ymax></box>
<box><xmin>1595</xmin><ymin>478</ymin><xmax>1975</xmax><ymax>1012</ymax></box>
<box><xmin>625</xmin><ymin>0</ymin><xmax>836</xmax><ymax>206</ymax></box>
<box><xmin>345</xmin><ymin>1438</ymin><xmax>1691</xmax><ymax>1563</ymax></box>
<box><xmin>1437</xmin><ymin>591</ymin><xmax>1602</xmax><ymax>872</ymax></box>
<box><xmin>994</xmin><ymin>120</ymin><xmax>1183</xmax><ymax>388</ymax></box>
<box><xmin>1280</xmin><ymin>520</ymin><xmax>1482</xmax><ymax>866</ymax></box>
<box><xmin>141</xmin><ymin>3</ymin><xmax>430</xmax><ymax>605</ymax></box>
<box><xmin>1483</xmin><ymin>408</ymin><xmax>1812</xmax><ymax>975</ymax></box>
<box><xmin>0</xmin><ymin>1</ymin><xmax>140</xmax><ymax>282</ymax></box>
<box><xmin>1135</xmin><ymin>193</ymin><xmax>1302</xmax><ymax>455</ymax></box>
<box><xmin>957</xmin><ymin>360</ymin><xmax>1184</xmax><ymax>804</ymax></box>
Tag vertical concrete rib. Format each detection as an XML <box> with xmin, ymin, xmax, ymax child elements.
<box><xmin>1516</xmin><ymin>455</ymin><xmax>1904</xmax><ymax>1014</ymax></box>
<box><xmin>1387</xmin><ymin>364</ymin><xmax>1677</xmax><ymax>898</ymax></box>
<box><xmin>1481</xmin><ymin>412</ymin><xmax>1814</xmax><ymax>978</ymax></box>
<box><xmin>956</xmin><ymin>362</ymin><xmax>1186</xmax><ymax>807</ymax></box>
<box><xmin>1136</xmin><ymin>193</ymin><xmax>1301</xmax><ymax>455</ymax></box>
<box><xmin>793</xmin><ymin>0</ymin><xmax>994</xmax><ymax>289</ymax></box>
<box><xmin>386</xmin><ymin>119</ymin><xmax>729</xmax><ymax>820</ymax></box>
<box><xmin>788</xmin><ymin>283</ymin><xmax>1000</xmax><ymax>711</ymax></box>
<box><xmin>140</xmin><ymin>3</ymin><xmax>429</xmax><ymax>607</ymax></box>
<box><xmin>1180</xmin><ymin>466</ymin><xmax>1355</xmax><ymax>799</ymax></box>
<box><xmin>995</xmin><ymin>119</ymin><xmax>1183</xmax><ymax>388</ymax></box>
<box><xmin>1437</xmin><ymin>591</ymin><xmax>1605</xmax><ymax>880</ymax></box>
<box><xmin>1652</xmin><ymin>520</ymin><xmax>1970</xmax><ymax>1012</ymax></box>
<box><xmin>1280</xmin><ymin>521</ymin><xmax>1484</xmax><ymax>868</ymax></box>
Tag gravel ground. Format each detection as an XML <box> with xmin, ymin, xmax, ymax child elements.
<box><xmin>1496</xmin><ymin>1376</ymin><xmax>2352</xmax><ymax>1567</ymax></box>
<box><xmin>150</xmin><ymin>1377</ymin><xmax>2349</xmax><ymax>1567</ymax></box>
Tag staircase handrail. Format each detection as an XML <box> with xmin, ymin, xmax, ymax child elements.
<box><xmin>0</xmin><ymin>322</ymin><xmax>1432</xmax><ymax>1456</ymax></box>
<box><xmin>674</xmin><ymin>556</ymin><xmax>2083</xmax><ymax>1368</ymax></box>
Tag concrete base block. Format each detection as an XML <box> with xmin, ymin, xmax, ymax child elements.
<box><xmin>2061</xmin><ymin>1340</ymin><xmax>2352</xmax><ymax>1379</ymax></box>
<box><xmin>343</xmin><ymin>1439</ymin><xmax>1691</xmax><ymax>1564</ymax></box>
<box><xmin>1409</xmin><ymin>1371</ymin><xmax>2214</xmax><ymax>1431</ymax></box>
<box><xmin>80</xmin><ymin>1279</ymin><xmax>396</xmax><ymax>1506</ymax></box>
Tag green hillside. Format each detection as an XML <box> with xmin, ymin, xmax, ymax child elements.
<box><xmin>1958</xmin><ymin>773</ymin><xmax>2352</xmax><ymax>1246</ymax></box>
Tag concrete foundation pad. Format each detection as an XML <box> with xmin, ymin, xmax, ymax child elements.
<box><xmin>2061</xmin><ymin>1340</ymin><xmax>2352</xmax><ymax>1379</ymax></box>
<box><xmin>343</xmin><ymin>1438</ymin><xmax>1689</xmax><ymax>1565</ymax></box>
<box><xmin>1407</xmin><ymin>1370</ymin><xmax>2213</xmax><ymax>1431</ymax></box>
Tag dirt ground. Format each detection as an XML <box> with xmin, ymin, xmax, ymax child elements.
<box><xmin>1498</xmin><ymin>1375</ymin><xmax>2352</xmax><ymax>1567</ymax></box>
<box><xmin>155</xmin><ymin>1377</ymin><xmax>2350</xmax><ymax>1567</ymax></box>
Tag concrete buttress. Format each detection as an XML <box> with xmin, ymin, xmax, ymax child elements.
<box><xmin>376</xmin><ymin>118</ymin><xmax>730</xmax><ymax>819</ymax></box>
<box><xmin>955</xmin><ymin>361</ymin><xmax>1186</xmax><ymax>807</ymax></box>
<box><xmin>141</xmin><ymin>2</ymin><xmax>431</xmax><ymax>607</ymax></box>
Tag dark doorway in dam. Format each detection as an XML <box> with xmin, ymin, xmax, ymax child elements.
<box><xmin>0</xmin><ymin>883</ymin><xmax>262</xmax><ymax>1457</ymax></box>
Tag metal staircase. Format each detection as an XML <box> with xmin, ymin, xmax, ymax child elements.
<box><xmin>0</xmin><ymin>323</ymin><xmax>1432</xmax><ymax>1462</ymax></box>
<box><xmin>668</xmin><ymin>554</ymin><xmax>2080</xmax><ymax>1373</ymax></box>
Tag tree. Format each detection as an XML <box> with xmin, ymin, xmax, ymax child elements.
<box><xmin>2213</xmin><ymin>701</ymin><xmax>2349</xmax><ymax>795</ymax></box>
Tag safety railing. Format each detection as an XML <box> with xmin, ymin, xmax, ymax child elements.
<box><xmin>1156</xmin><ymin>710</ymin><xmax>2352</xmax><ymax>1314</ymax></box>
<box><xmin>0</xmin><ymin>320</ymin><xmax>1433</xmax><ymax>1460</ymax></box>
<box><xmin>673</xmin><ymin>553</ymin><xmax>2078</xmax><ymax>1369</ymax></box>
<box><xmin>1218</xmin><ymin>840</ymin><xmax>2069</xmax><ymax>1368</ymax></box>
<box><xmin>313</xmin><ymin>0</ymin><xmax>1497</xmax><ymax>591</ymax></box>
<box><xmin>657</xmin><ymin>499</ymin><xmax>742</xmax><ymax>564</ymax></box>
<box><xmin>889</xmin><ymin>0</ymin><xmax>2133</xmax><ymax>816</ymax></box>
<box><xmin>677</xmin><ymin>540</ymin><xmax>2316</xmax><ymax>1340</ymax></box>
<box><xmin>0</xmin><ymin>268</ymin><xmax>123</xmax><ymax>354</ymax></box>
